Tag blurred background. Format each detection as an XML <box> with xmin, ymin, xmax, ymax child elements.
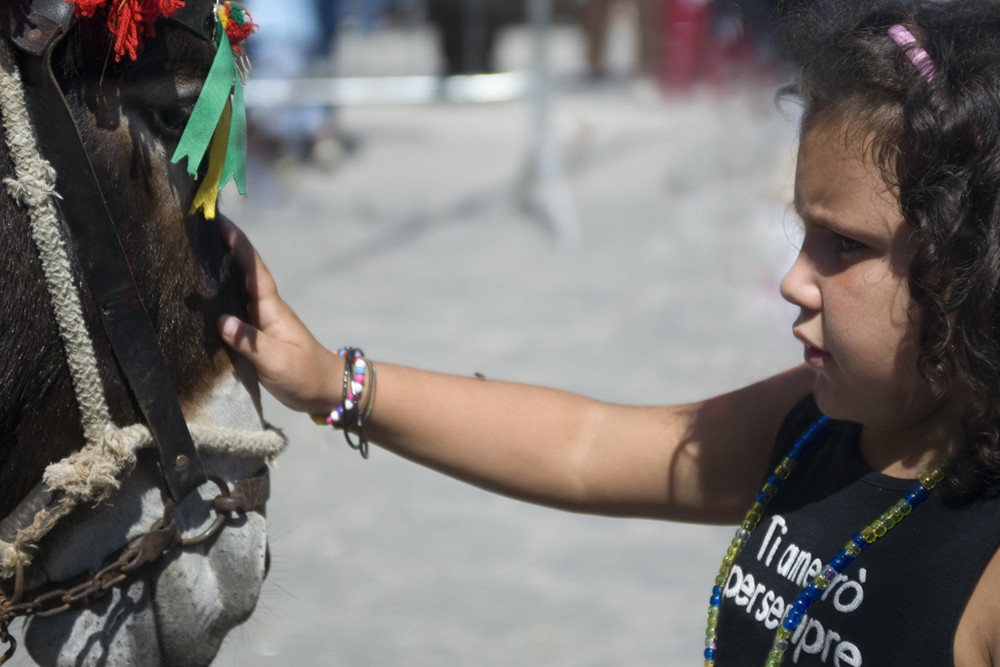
<box><xmin>212</xmin><ymin>1</ymin><xmax>804</xmax><ymax>664</ymax></box>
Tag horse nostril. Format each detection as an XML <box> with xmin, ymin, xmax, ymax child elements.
<box><xmin>264</xmin><ymin>542</ymin><xmax>271</xmax><ymax>579</ymax></box>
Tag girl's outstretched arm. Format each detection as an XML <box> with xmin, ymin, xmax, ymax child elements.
<box><xmin>218</xmin><ymin>220</ymin><xmax>816</xmax><ymax>523</ymax></box>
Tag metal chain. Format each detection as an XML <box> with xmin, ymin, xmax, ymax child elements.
<box><xmin>0</xmin><ymin>472</ymin><xmax>266</xmax><ymax>664</ymax></box>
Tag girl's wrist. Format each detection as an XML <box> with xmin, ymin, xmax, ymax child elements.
<box><xmin>315</xmin><ymin>346</ymin><xmax>348</xmax><ymax>413</ymax></box>
<box><xmin>309</xmin><ymin>347</ymin><xmax>377</xmax><ymax>458</ymax></box>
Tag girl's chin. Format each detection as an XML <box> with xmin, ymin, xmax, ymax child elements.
<box><xmin>810</xmin><ymin>374</ymin><xmax>855</xmax><ymax>422</ymax></box>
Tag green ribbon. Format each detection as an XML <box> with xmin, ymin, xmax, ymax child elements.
<box><xmin>171</xmin><ymin>21</ymin><xmax>248</xmax><ymax>195</ymax></box>
<box><xmin>221</xmin><ymin>71</ymin><xmax>248</xmax><ymax>194</ymax></box>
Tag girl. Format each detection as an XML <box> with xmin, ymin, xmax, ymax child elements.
<box><xmin>217</xmin><ymin>1</ymin><xmax>1000</xmax><ymax>664</ymax></box>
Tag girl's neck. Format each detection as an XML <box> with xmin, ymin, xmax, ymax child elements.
<box><xmin>859</xmin><ymin>399</ymin><xmax>964</xmax><ymax>479</ymax></box>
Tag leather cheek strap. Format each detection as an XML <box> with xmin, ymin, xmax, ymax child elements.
<box><xmin>7</xmin><ymin>3</ymin><xmax>208</xmax><ymax>503</ymax></box>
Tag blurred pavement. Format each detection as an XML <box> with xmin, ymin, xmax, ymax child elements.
<box><xmin>214</xmin><ymin>16</ymin><xmax>803</xmax><ymax>667</ymax></box>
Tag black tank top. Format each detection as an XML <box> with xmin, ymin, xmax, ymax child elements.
<box><xmin>713</xmin><ymin>396</ymin><xmax>1000</xmax><ymax>666</ymax></box>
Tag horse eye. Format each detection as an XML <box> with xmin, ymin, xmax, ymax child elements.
<box><xmin>149</xmin><ymin>103</ymin><xmax>194</xmax><ymax>136</ymax></box>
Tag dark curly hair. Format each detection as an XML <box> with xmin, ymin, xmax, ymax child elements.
<box><xmin>778</xmin><ymin>0</ymin><xmax>1000</xmax><ymax>498</ymax></box>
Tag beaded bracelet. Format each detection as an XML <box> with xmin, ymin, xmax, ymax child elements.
<box><xmin>310</xmin><ymin>347</ymin><xmax>377</xmax><ymax>458</ymax></box>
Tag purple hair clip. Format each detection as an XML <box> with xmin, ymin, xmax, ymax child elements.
<box><xmin>888</xmin><ymin>24</ymin><xmax>936</xmax><ymax>83</ymax></box>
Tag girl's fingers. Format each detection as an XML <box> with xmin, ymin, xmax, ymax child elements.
<box><xmin>217</xmin><ymin>218</ymin><xmax>337</xmax><ymax>412</ymax></box>
<box><xmin>218</xmin><ymin>314</ymin><xmax>261</xmax><ymax>358</ymax></box>
<box><xmin>217</xmin><ymin>219</ymin><xmax>308</xmax><ymax>339</ymax></box>
<box><xmin>218</xmin><ymin>314</ymin><xmax>290</xmax><ymax>380</ymax></box>
<box><xmin>218</xmin><ymin>216</ymin><xmax>278</xmax><ymax>301</ymax></box>
<box><xmin>217</xmin><ymin>313</ymin><xmax>330</xmax><ymax>412</ymax></box>
<box><xmin>218</xmin><ymin>215</ymin><xmax>251</xmax><ymax>267</ymax></box>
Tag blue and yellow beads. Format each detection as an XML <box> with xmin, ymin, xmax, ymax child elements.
<box><xmin>762</xmin><ymin>459</ymin><xmax>947</xmax><ymax>665</ymax></box>
<box><xmin>703</xmin><ymin>413</ymin><xmax>948</xmax><ymax>667</ymax></box>
<box><xmin>704</xmin><ymin>417</ymin><xmax>829</xmax><ymax>666</ymax></box>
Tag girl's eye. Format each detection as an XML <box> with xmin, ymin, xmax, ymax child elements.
<box><xmin>833</xmin><ymin>233</ymin><xmax>868</xmax><ymax>255</ymax></box>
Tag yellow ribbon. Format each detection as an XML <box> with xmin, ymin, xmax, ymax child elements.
<box><xmin>188</xmin><ymin>98</ymin><xmax>233</xmax><ymax>219</ymax></box>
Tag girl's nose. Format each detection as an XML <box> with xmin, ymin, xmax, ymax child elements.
<box><xmin>780</xmin><ymin>250</ymin><xmax>821</xmax><ymax>312</ymax></box>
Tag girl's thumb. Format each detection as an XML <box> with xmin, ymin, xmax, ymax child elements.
<box><xmin>218</xmin><ymin>314</ymin><xmax>257</xmax><ymax>354</ymax></box>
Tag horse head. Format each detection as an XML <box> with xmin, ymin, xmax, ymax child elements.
<box><xmin>0</xmin><ymin>1</ymin><xmax>284</xmax><ymax>664</ymax></box>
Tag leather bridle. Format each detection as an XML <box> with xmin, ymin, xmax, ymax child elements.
<box><xmin>0</xmin><ymin>0</ymin><xmax>275</xmax><ymax>656</ymax></box>
<box><xmin>3</xmin><ymin>0</ymin><xmax>217</xmax><ymax>504</ymax></box>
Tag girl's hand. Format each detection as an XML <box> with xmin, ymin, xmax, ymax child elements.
<box><xmin>216</xmin><ymin>217</ymin><xmax>342</xmax><ymax>414</ymax></box>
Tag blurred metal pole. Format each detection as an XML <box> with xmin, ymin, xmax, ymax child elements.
<box><xmin>463</xmin><ymin>0</ymin><xmax>487</xmax><ymax>73</ymax></box>
<box><xmin>518</xmin><ymin>0</ymin><xmax>581</xmax><ymax>244</ymax></box>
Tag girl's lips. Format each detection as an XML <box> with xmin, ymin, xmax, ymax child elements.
<box><xmin>804</xmin><ymin>345</ymin><xmax>831</xmax><ymax>368</ymax></box>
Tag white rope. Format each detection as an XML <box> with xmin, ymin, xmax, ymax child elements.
<box><xmin>0</xmin><ymin>423</ymin><xmax>286</xmax><ymax>578</ymax></box>
<box><xmin>43</xmin><ymin>424</ymin><xmax>287</xmax><ymax>500</ymax></box>
<box><xmin>0</xmin><ymin>39</ymin><xmax>113</xmax><ymax>447</ymax></box>
<box><xmin>0</xmin><ymin>38</ymin><xmax>287</xmax><ymax>577</ymax></box>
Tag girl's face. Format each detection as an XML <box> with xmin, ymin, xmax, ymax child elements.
<box><xmin>780</xmin><ymin>121</ymin><xmax>944</xmax><ymax>432</ymax></box>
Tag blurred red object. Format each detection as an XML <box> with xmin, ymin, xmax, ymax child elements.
<box><xmin>659</xmin><ymin>0</ymin><xmax>713</xmax><ymax>91</ymax></box>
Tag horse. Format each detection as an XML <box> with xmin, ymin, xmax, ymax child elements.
<box><xmin>0</xmin><ymin>0</ymin><xmax>285</xmax><ymax>664</ymax></box>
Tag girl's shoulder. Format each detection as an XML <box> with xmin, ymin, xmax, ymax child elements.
<box><xmin>956</xmin><ymin>545</ymin><xmax>1000</xmax><ymax>667</ymax></box>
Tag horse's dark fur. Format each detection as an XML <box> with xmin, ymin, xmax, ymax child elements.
<box><xmin>0</xmin><ymin>18</ymin><xmax>249</xmax><ymax>518</ymax></box>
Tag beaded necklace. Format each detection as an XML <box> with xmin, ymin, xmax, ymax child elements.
<box><xmin>703</xmin><ymin>416</ymin><xmax>949</xmax><ymax>667</ymax></box>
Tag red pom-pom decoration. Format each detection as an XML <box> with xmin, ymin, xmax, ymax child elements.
<box><xmin>67</xmin><ymin>0</ymin><xmax>185</xmax><ymax>61</ymax></box>
<box><xmin>219</xmin><ymin>2</ymin><xmax>256</xmax><ymax>54</ymax></box>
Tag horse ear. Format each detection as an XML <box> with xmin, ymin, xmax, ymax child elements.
<box><xmin>169</xmin><ymin>0</ymin><xmax>217</xmax><ymax>43</ymax></box>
